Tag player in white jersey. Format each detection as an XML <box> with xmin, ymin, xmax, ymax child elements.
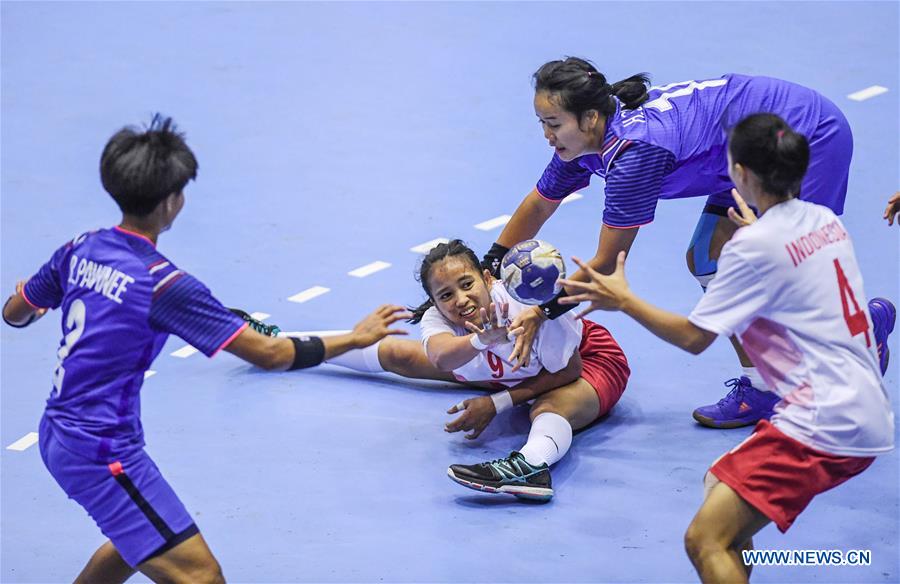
<box><xmin>324</xmin><ymin>239</ymin><xmax>630</xmax><ymax>501</ymax></box>
<box><xmin>556</xmin><ymin>113</ymin><xmax>895</xmax><ymax>582</ymax></box>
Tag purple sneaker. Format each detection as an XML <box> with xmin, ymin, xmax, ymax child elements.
<box><xmin>692</xmin><ymin>376</ymin><xmax>780</xmax><ymax>429</ymax></box>
<box><xmin>869</xmin><ymin>297</ymin><xmax>896</xmax><ymax>376</ymax></box>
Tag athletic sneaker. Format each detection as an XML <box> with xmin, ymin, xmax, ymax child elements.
<box><xmin>447</xmin><ymin>451</ymin><xmax>553</xmax><ymax>501</ymax></box>
<box><xmin>229</xmin><ymin>308</ymin><xmax>281</xmax><ymax>337</ymax></box>
<box><xmin>869</xmin><ymin>297</ymin><xmax>896</xmax><ymax>376</ymax></box>
<box><xmin>692</xmin><ymin>376</ymin><xmax>780</xmax><ymax>429</ymax></box>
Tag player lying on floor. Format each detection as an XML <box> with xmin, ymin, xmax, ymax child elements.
<box><xmin>246</xmin><ymin>239</ymin><xmax>630</xmax><ymax>502</ymax></box>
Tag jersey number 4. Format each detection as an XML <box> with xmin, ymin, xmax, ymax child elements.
<box><xmin>834</xmin><ymin>259</ymin><xmax>871</xmax><ymax>347</ymax></box>
<box><xmin>52</xmin><ymin>299</ymin><xmax>87</xmax><ymax>396</ymax></box>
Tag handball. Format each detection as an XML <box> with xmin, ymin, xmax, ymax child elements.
<box><xmin>500</xmin><ymin>240</ymin><xmax>566</xmax><ymax>305</ymax></box>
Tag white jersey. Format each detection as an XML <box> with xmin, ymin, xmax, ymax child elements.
<box><xmin>420</xmin><ymin>282</ymin><xmax>583</xmax><ymax>386</ymax></box>
<box><xmin>689</xmin><ymin>199</ymin><xmax>894</xmax><ymax>456</ymax></box>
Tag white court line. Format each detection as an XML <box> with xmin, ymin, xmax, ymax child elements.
<box><xmin>349</xmin><ymin>261</ymin><xmax>391</xmax><ymax>278</ymax></box>
<box><xmin>6</xmin><ymin>432</ymin><xmax>38</xmax><ymax>451</ymax></box>
<box><xmin>250</xmin><ymin>312</ymin><xmax>271</xmax><ymax>320</ymax></box>
<box><xmin>278</xmin><ymin>330</ymin><xmax>351</xmax><ymax>338</ymax></box>
<box><xmin>171</xmin><ymin>345</ymin><xmax>199</xmax><ymax>358</ymax></box>
<box><xmin>474</xmin><ymin>215</ymin><xmax>511</xmax><ymax>231</ymax></box>
<box><xmin>560</xmin><ymin>192</ymin><xmax>584</xmax><ymax>205</ymax></box>
<box><xmin>288</xmin><ymin>286</ymin><xmax>330</xmax><ymax>303</ymax></box>
<box><xmin>144</xmin><ymin>370</ymin><xmax>157</xmax><ymax>379</ymax></box>
<box><xmin>410</xmin><ymin>238</ymin><xmax>449</xmax><ymax>254</ymax></box>
<box><xmin>847</xmin><ymin>85</ymin><xmax>888</xmax><ymax>101</ymax></box>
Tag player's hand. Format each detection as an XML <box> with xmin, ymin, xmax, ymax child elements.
<box><xmin>507</xmin><ymin>306</ymin><xmax>543</xmax><ymax>372</ymax></box>
<box><xmin>464</xmin><ymin>302</ymin><xmax>524</xmax><ymax>348</ymax></box>
<box><xmin>727</xmin><ymin>188</ymin><xmax>757</xmax><ymax>227</ymax></box>
<box><xmin>445</xmin><ymin>396</ymin><xmax>496</xmax><ymax>440</ymax></box>
<box><xmin>558</xmin><ymin>253</ymin><xmax>631</xmax><ymax>317</ymax></box>
<box><xmin>351</xmin><ymin>304</ymin><xmax>411</xmax><ymax>348</ymax></box>
<box><xmin>14</xmin><ymin>280</ymin><xmax>47</xmax><ymax>319</ymax></box>
<box><xmin>884</xmin><ymin>191</ymin><xmax>900</xmax><ymax>226</ymax></box>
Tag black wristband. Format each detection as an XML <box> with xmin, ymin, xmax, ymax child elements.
<box><xmin>482</xmin><ymin>242</ymin><xmax>510</xmax><ymax>278</ymax></box>
<box><xmin>288</xmin><ymin>336</ymin><xmax>326</xmax><ymax>370</ymax></box>
<box><xmin>539</xmin><ymin>290</ymin><xmax>576</xmax><ymax>320</ymax></box>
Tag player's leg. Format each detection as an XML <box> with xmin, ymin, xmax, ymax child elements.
<box><xmin>447</xmin><ymin>322</ymin><xmax>629</xmax><ymax>501</ymax></box>
<box><xmin>137</xmin><ymin>532</ymin><xmax>224</xmax><ymax>584</ymax></box>
<box><xmin>446</xmin><ymin>379</ymin><xmax>598</xmax><ymax>502</ymax></box>
<box><xmin>684</xmin><ymin>480</ymin><xmax>770</xmax><ymax>583</ymax></box>
<box><xmin>74</xmin><ymin>541</ymin><xmax>135</xmax><ymax>584</ymax></box>
<box><xmin>687</xmin><ymin>200</ymin><xmax>779</xmax><ymax>428</ymax></box>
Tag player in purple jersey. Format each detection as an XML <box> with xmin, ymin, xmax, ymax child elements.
<box><xmin>481</xmin><ymin>56</ymin><xmax>857</xmax><ymax>429</ymax></box>
<box><xmin>2</xmin><ymin>116</ymin><xmax>409</xmax><ymax>584</ymax></box>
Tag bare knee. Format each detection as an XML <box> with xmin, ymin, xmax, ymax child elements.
<box><xmin>378</xmin><ymin>338</ymin><xmax>418</xmax><ymax>374</ymax></box>
<box><xmin>684</xmin><ymin>519</ymin><xmax>717</xmax><ymax>566</ymax></box>
<box><xmin>529</xmin><ymin>398</ymin><xmax>561</xmax><ymax>422</ymax></box>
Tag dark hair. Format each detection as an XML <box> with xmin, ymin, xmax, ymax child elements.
<box><xmin>100</xmin><ymin>114</ymin><xmax>198</xmax><ymax>216</ymax></box>
<box><xmin>533</xmin><ymin>57</ymin><xmax>650</xmax><ymax>121</ymax></box>
<box><xmin>728</xmin><ymin>113</ymin><xmax>809</xmax><ymax>199</ymax></box>
<box><xmin>408</xmin><ymin>239</ymin><xmax>482</xmax><ymax>324</ymax></box>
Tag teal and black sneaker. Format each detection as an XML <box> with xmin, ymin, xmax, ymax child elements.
<box><xmin>229</xmin><ymin>308</ymin><xmax>281</xmax><ymax>337</ymax></box>
<box><xmin>447</xmin><ymin>451</ymin><xmax>553</xmax><ymax>501</ymax></box>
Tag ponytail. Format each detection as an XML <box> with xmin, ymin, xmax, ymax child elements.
<box><xmin>610</xmin><ymin>73</ymin><xmax>651</xmax><ymax>109</ymax></box>
<box><xmin>533</xmin><ymin>57</ymin><xmax>651</xmax><ymax>119</ymax></box>
<box><xmin>407</xmin><ymin>299</ymin><xmax>434</xmax><ymax>325</ymax></box>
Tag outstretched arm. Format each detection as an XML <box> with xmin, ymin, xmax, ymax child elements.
<box><xmin>495</xmin><ymin>188</ymin><xmax>560</xmax><ymax>249</ymax></box>
<box><xmin>226</xmin><ymin>304</ymin><xmax>411</xmax><ymax>371</ymax></box>
<box><xmin>559</xmin><ymin>253</ymin><xmax>717</xmax><ymax>355</ymax></box>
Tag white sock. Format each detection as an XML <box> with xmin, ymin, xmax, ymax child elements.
<box><xmin>518</xmin><ymin>412</ymin><xmax>573</xmax><ymax>467</ymax></box>
<box><xmin>325</xmin><ymin>342</ymin><xmax>385</xmax><ymax>373</ymax></box>
<box><xmin>742</xmin><ymin>366</ymin><xmax>766</xmax><ymax>390</ymax></box>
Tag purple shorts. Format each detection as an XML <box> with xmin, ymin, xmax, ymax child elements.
<box><xmin>39</xmin><ymin>416</ymin><xmax>198</xmax><ymax>567</ymax></box>
<box><xmin>707</xmin><ymin>96</ymin><xmax>852</xmax><ymax>214</ymax></box>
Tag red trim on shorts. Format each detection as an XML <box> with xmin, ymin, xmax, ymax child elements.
<box><xmin>577</xmin><ymin>319</ymin><xmax>630</xmax><ymax>419</ymax></box>
<box><xmin>108</xmin><ymin>461</ymin><xmax>124</xmax><ymax>476</ymax></box>
<box><xmin>710</xmin><ymin>419</ymin><xmax>875</xmax><ymax>533</ymax></box>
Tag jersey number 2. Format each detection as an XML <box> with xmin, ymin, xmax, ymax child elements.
<box><xmin>834</xmin><ymin>259</ymin><xmax>871</xmax><ymax>347</ymax></box>
<box><xmin>52</xmin><ymin>299</ymin><xmax>86</xmax><ymax>396</ymax></box>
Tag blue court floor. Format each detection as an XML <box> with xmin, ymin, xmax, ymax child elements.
<box><xmin>2</xmin><ymin>2</ymin><xmax>898</xmax><ymax>582</ymax></box>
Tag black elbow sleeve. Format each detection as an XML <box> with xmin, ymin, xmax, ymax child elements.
<box><xmin>288</xmin><ymin>336</ymin><xmax>326</xmax><ymax>370</ymax></box>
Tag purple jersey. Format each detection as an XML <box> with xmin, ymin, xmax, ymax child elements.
<box><xmin>537</xmin><ymin>74</ymin><xmax>848</xmax><ymax>227</ymax></box>
<box><xmin>23</xmin><ymin>227</ymin><xmax>247</xmax><ymax>462</ymax></box>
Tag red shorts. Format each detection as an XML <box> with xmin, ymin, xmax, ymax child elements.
<box><xmin>710</xmin><ymin>419</ymin><xmax>875</xmax><ymax>532</ymax></box>
<box><xmin>578</xmin><ymin>319</ymin><xmax>630</xmax><ymax>419</ymax></box>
